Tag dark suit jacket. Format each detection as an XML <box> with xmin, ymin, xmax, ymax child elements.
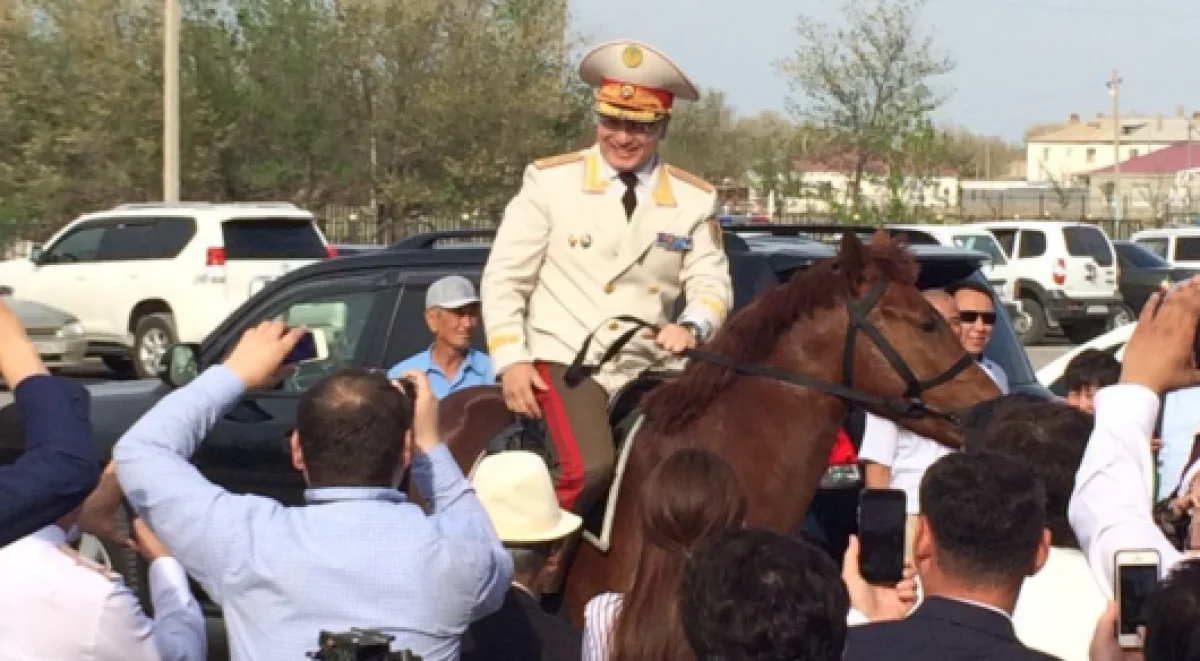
<box><xmin>844</xmin><ymin>596</ymin><xmax>1062</xmax><ymax>661</ymax></box>
<box><xmin>460</xmin><ymin>586</ymin><xmax>582</xmax><ymax>661</ymax></box>
<box><xmin>0</xmin><ymin>376</ymin><xmax>98</xmax><ymax>547</ymax></box>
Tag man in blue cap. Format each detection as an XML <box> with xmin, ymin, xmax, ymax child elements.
<box><xmin>389</xmin><ymin>275</ymin><xmax>495</xmax><ymax>399</ymax></box>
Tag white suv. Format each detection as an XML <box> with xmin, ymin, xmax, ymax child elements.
<box><xmin>0</xmin><ymin>202</ymin><xmax>333</xmax><ymax>377</ymax></box>
<box><xmin>884</xmin><ymin>224</ymin><xmax>1017</xmax><ymax>301</ymax></box>
<box><xmin>975</xmin><ymin>220</ymin><xmax>1122</xmax><ymax>345</ymax></box>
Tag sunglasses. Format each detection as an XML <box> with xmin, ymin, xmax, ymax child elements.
<box><xmin>597</xmin><ymin>114</ymin><xmax>663</xmax><ymax>135</ymax></box>
<box><xmin>959</xmin><ymin>310</ymin><xmax>996</xmax><ymax>325</ymax></box>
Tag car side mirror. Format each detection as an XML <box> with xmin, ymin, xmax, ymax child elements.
<box><xmin>29</xmin><ymin>246</ymin><xmax>43</xmax><ymax>263</ymax></box>
<box><xmin>163</xmin><ymin>343</ymin><xmax>201</xmax><ymax>388</ymax></box>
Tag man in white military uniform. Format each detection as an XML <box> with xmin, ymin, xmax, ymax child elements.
<box><xmin>481</xmin><ymin>39</ymin><xmax>732</xmax><ymax>515</ymax></box>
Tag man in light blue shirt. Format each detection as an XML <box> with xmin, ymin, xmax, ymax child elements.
<box><xmin>113</xmin><ymin>320</ymin><xmax>512</xmax><ymax>661</ymax></box>
<box><xmin>389</xmin><ymin>275</ymin><xmax>495</xmax><ymax>399</ymax></box>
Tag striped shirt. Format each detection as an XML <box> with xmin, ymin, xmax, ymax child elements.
<box><xmin>581</xmin><ymin>592</ymin><xmax>622</xmax><ymax>661</ymax></box>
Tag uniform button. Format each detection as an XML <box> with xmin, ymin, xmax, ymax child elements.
<box><xmin>648</xmin><ymin>286</ymin><xmax>660</xmax><ymax>295</ymax></box>
<box><xmin>604</xmin><ymin>283</ymin><xmax>615</xmax><ymax>294</ymax></box>
<box><xmin>608</xmin><ymin>321</ymin><xmax>619</xmax><ymax>331</ymax></box>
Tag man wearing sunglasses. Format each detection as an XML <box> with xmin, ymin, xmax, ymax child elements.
<box><xmin>481</xmin><ymin>39</ymin><xmax>732</xmax><ymax>517</ymax></box>
<box><xmin>948</xmin><ymin>281</ymin><xmax>1009</xmax><ymax>394</ymax></box>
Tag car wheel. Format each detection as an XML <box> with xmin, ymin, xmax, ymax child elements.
<box><xmin>1062</xmin><ymin>320</ymin><xmax>1108</xmax><ymax>345</ymax></box>
<box><xmin>1017</xmin><ymin>297</ymin><xmax>1048</xmax><ymax>345</ymax></box>
<box><xmin>101</xmin><ymin>355</ymin><xmax>136</xmax><ymax>378</ymax></box>
<box><xmin>1108</xmin><ymin>303</ymin><xmax>1136</xmax><ymax>330</ymax></box>
<box><xmin>133</xmin><ymin>313</ymin><xmax>177</xmax><ymax>379</ymax></box>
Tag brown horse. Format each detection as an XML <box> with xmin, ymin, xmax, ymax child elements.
<box><xmin>430</xmin><ymin>230</ymin><xmax>1002</xmax><ymax>623</ymax></box>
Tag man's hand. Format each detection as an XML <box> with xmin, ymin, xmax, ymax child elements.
<box><xmin>77</xmin><ymin>463</ymin><xmax>132</xmax><ymax>549</ymax></box>
<box><xmin>130</xmin><ymin>517</ymin><xmax>172</xmax><ymax>563</ymax></box>
<box><xmin>500</xmin><ymin>363</ymin><xmax>547</xmax><ymax>418</ymax></box>
<box><xmin>1122</xmin><ymin>277</ymin><xmax>1200</xmax><ymax>394</ymax></box>
<box><xmin>643</xmin><ymin>323</ymin><xmax>697</xmax><ymax>355</ymax></box>
<box><xmin>1089</xmin><ymin>601</ymin><xmax>1145</xmax><ymax>661</ymax></box>
<box><xmin>223</xmin><ymin>319</ymin><xmax>307</xmax><ymax>390</ymax></box>
<box><xmin>841</xmin><ymin>535</ymin><xmax>917</xmax><ymax>622</ymax></box>
<box><xmin>398</xmin><ymin>370</ymin><xmax>440</xmax><ymax>453</ymax></box>
<box><xmin>0</xmin><ymin>297</ymin><xmax>47</xmax><ymax>388</ymax></box>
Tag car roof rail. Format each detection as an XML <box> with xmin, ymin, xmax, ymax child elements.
<box><xmin>112</xmin><ymin>201</ymin><xmax>301</xmax><ymax>210</ymax></box>
<box><xmin>391</xmin><ymin>229</ymin><xmax>497</xmax><ymax>249</ymax></box>
<box><xmin>726</xmin><ymin>222</ymin><xmax>883</xmax><ymax>237</ymax></box>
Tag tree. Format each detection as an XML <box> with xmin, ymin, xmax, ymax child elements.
<box><xmin>777</xmin><ymin>0</ymin><xmax>954</xmax><ymax>212</ymax></box>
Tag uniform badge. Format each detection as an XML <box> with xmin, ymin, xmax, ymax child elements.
<box><xmin>580</xmin><ymin>234</ymin><xmax>593</xmax><ymax>248</ymax></box>
<box><xmin>656</xmin><ymin>232</ymin><xmax>693</xmax><ymax>252</ymax></box>
<box><xmin>622</xmin><ymin>45</ymin><xmax>643</xmax><ymax>68</ymax></box>
<box><xmin>569</xmin><ymin>234</ymin><xmax>578</xmax><ymax>247</ymax></box>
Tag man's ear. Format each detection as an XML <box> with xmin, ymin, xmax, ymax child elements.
<box><xmin>290</xmin><ymin>430</ymin><xmax>306</xmax><ymax>475</ymax></box>
<box><xmin>1030</xmin><ymin>528</ymin><xmax>1052</xmax><ymax>577</ymax></box>
<box><xmin>424</xmin><ymin>308</ymin><xmax>439</xmax><ymax>333</ymax></box>
<box><xmin>913</xmin><ymin>515</ymin><xmax>935</xmax><ymax>566</ymax></box>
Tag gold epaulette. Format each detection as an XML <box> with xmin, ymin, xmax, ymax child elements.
<box><xmin>667</xmin><ymin>165</ymin><xmax>714</xmax><ymax>193</ymax></box>
<box><xmin>534</xmin><ymin>151</ymin><xmax>586</xmax><ymax>170</ymax></box>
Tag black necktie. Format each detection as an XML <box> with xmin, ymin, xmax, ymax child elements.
<box><xmin>618</xmin><ymin>171</ymin><xmax>638</xmax><ymax>220</ymax></box>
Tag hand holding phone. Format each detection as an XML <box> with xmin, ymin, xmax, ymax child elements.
<box><xmin>858</xmin><ymin>488</ymin><xmax>908</xmax><ymax>585</ymax></box>
<box><xmin>1115</xmin><ymin>549</ymin><xmax>1161</xmax><ymax>649</ymax></box>
<box><xmin>282</xmin><ymin>328</ymin><xmax>329</xmax><ymax>365</ymax></box>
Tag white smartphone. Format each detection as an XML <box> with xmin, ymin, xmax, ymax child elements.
<box><xmin>1115</xmin><ymin>549</ymin><xmax>1161</xmax><ymax>649</ymax></box>
<box><xmin>283</xmin><ymin>327</ymin><xmax>330</xmax><ymax>365</ymax></box>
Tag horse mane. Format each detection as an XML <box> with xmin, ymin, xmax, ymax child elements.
<box><xmin>640</xmin><ymin>233</ymin><xmax>918</xmax><ymax>433</ymax></box>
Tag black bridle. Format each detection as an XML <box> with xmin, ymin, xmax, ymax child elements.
<box><xmin>563</xmin><ymin>275</ymin><xmax>975</xmax><ymax>424</ymax></box>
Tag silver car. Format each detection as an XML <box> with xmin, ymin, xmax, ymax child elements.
<box><xmin>4</xmin><ymin>297</ymin><xmax>87</xmax><ymax>368</ymax></box>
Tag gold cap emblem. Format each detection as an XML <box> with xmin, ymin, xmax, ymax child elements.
<box><xmin>622</xmin><ymin>45</ymin><xmax>643</xmax><ymax>68</ymax></box>
<box><xmin>620</xmin><ymin>84</ymin><xmax>634</xmax><ymax>99</ymax></box>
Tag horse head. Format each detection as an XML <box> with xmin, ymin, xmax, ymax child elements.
<box><xmin>829</xmin><ymin>229</ymin><xmax>1001</xmax><ymax>447</ymax></box>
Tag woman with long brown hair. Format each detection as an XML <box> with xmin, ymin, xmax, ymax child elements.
<box><xmin>582</xmin><ymin>447</ymin><xmax>748</xmax><ymax>661</ymax></box>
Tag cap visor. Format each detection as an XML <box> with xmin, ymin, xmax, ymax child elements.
<box><xmin>595</xmin><ymin>101</ymin><xmax>665</xmax><ymax>123</ymax></box>
<box><xmin>430</xmin><ymin>296</ymin><xmax>480</xmax><ymax>310</ymax></box>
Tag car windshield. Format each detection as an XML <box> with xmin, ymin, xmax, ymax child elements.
<box><xmin>1116</xmin><ymin>242</ymin><xmax>1171</xmax><ymax>268</ymax></box>
<box><xmin>950</xmin><ymin>234</ymin><xmax>1008</xmax><ymax>265</ymax></box>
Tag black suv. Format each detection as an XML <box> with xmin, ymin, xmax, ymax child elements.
<box><xmin>0</xmin><ymin>225</ymin><xmax>1046</xmax><ymax>642</ymax></box>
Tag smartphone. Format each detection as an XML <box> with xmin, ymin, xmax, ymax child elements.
<box><xmin>858</xmin><ymin>488</ymin><xmax>907</xmax><ymax>585</ymax></box>
<box><xmin>283</xmin><ymin>328</ymin><xmax>328</xmax><ymax>365</ymax></box>
<box><xmin>1115</xmin><ymin>549</ymin><xmax>1161</xmax><ymax>648</ymax></box>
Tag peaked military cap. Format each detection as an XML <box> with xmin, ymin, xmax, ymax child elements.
<box><xmin>578</xmin><ymin>40</ymin><xmax>700</xmax><ymax>122</ymax></box>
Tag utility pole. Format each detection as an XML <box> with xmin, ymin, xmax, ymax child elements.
<box><xmin>1107</xmin><ymin>69</ymin><xmax>1122</xmax><ymax>225</ymax></box>
<box><xmin>164</xmin><ymin>0</ymin><xmax>180</xmax><ymax>202</ymax></box>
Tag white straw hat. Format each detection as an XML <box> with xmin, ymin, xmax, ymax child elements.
<box><xmin>472</xmin><ymin>451</ymin><xmax>583</xmax><ymax>543</ymax></box>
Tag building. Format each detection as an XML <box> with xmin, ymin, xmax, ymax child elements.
<box><xmin>1083</xmin><ymin>143</ymin><xmax>1200</xmax><ymax>220</ymax></box>
<box><xmin>1027</xmin><ymin>109</ymin><xmax>1200</xmax><ymax>184</ymax></box>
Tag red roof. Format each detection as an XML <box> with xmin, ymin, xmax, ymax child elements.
<box><xmin>1090</xmin><ymin>142</ymin><xmax>1200</xmax><ymax>174</ymax></box>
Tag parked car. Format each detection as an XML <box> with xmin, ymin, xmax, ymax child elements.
<box><xmin>0</xmin><ymin>202</ymin><xmax>334</xmax><ymax>378</ymax></box>
<box><xmin>976</xmin><ymin>220</ymin><xmax>1122</xmax><ymax>345</ymax></box>
<box><xmin>1130</xmin><ymin>227</ymin><xmax>1200</xmax><ymax>268</ymax></box>
<box><xmin>1112</xmin><ymin>240</ymin><xmax>1200</xmax><ymax>315</ymax></box>
<box><xmin>1</xmin><ymin>296</ymin><xmax>87</xmax><ymax>370</ymax></box>
<box><xmin>0</xmin><ymin>226</ymin><xmax>1045</xmax><ymax>641</ymax></box>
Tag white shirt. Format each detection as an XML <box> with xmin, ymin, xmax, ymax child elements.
<box><xmin>859</xmin><ymin>413</ymin><xmax>953</xmax><ymax>514</ymax></box>
<box><xmin>1013</xmin><ymin>547</ymin><xmax>1108</xmax><ymax>661</ymax></box>
<box><xmin>598</xmin><ymin>154</ymin><xmax>659</xmax><ymax>205</ymax></box>
<box><xmin>0</xmin><ymin>525</ymin><xmax>206</xmax><ymax>661</ymax></box>
<box><xmin>1068</xmin><ymin>384</ymin><xmax>1183</xmax><ymax>598</ymax></box>
<box><xmin>581</xmin><ymin>592</ymin><xmax>621</xmax><ymax>661</ymax></box>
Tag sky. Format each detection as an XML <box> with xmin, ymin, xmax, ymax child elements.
<box><xmin>568</xmin><ymin>0</ymin><xmax>1200</xmax><ymax>143</ymax></box>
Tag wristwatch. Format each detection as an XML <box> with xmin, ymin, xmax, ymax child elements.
<box><xmin>680</xmin><ymin>321</ymin><xmax>705</xmax><ymax>343</ymax></box>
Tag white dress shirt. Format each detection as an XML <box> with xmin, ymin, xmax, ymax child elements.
<box><xmin>0</xmin><ymin>525</ymin><xmax>205</xmax><ymax>661</ymax></box>
<box><xmin>1068</xmin><ymin>384</ymin><xmax>1183</xmax><ymax>598</ymax></box>
<box><xmin>859</xmin><ymin>413</ymin><xmax>953</xmax><ymax>514</ymax></box>
<box><xmin>1013</xmin><ymin>547</ymin><xmax>1108</xmax><ymax>661</ymax></box>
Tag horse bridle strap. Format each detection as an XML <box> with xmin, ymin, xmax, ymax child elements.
<box><xmin>562</xmin><ymin>277</ymin><xmax>973</xmax><ymax>422</ymax></box>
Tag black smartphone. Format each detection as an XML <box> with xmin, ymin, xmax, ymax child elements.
<box><xmin>1116</xmin><ymin>549</ymin><xmax>1161</xmax><ymax>648</ymax></box>
<box><xmin>858</xmin><ymin>488</ymin><xmax>907</xmax><ymax>585</ymax></box>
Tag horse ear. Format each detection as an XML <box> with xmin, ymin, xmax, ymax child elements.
<box><xmin>871</xmin><ymin>228</ymin><xmax>891</xmax><ymax>247</ymax></box>
<box><xmin>838</xmin><ymin>231</ymin><xmax>868</xmax><ymax>283</ymax></box>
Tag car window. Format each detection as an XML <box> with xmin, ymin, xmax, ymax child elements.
<box><xmin>1063</xmin><ymin>226</ymin><xmax>1115</xmax><ymax>266</ymax></box>
<box><xmin>1017</xmin><ymin>231</ymin><xmax>1046</xmax><ymax>259</ymax></box>
<box><xmin>96</xmin><ymin>218</ymin><xmax>196</xmax><ymax>261</ymax></box>
<box><xmin>951</xmin><ymin>234</ymin><xmax>1007</xmax><ymax>265</ymax></box>
<box><xmin>1134</xmin><ymin>237</ymin><xmax>1169</xmax><ymax>259</ymax></box>
<box><xmin>1115</xmin><ymin>242</ymin><xmax>1171</xmax><ymax>269</ymax></box>
<box><xmin>41</xmin><ymin>225</ymin><xmax>108</xmax><ymax>264</ymax></box>
<box><xmin>222</xmin><ymin>218</ymin><xmax>326</xmax><ymax>260</ymax></box>
<box><xmin>1176</xmin><ymin>237</ymin><xmax>1200</xmax><ymax>262</ymax></box>
<box><xmin>990</xmin><ymin>229</ymin><xmax>1016</xmax><ymax>257</ymax></box>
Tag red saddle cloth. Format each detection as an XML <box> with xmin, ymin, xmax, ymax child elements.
<box><xmin>828</xmin><ymin>428</ymin><xmax>858</xmax><ymax>466</ymax></box>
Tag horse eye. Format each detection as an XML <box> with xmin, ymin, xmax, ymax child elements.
<box><xmin>919</xmin><ymin>318</ymin><xmax>939</xmax><ymax>333</ymax></box>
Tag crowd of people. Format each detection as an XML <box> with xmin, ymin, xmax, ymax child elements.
<box><xmin>5</xmin><ymin>35</ymin><xmax>1200</xmax><ymax>661</ymax></box>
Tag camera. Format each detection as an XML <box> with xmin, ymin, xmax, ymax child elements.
<box><xmin>306</xmin><ymin>629</ymin><xmax>423</xmax><ymax>661</ymax></box>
